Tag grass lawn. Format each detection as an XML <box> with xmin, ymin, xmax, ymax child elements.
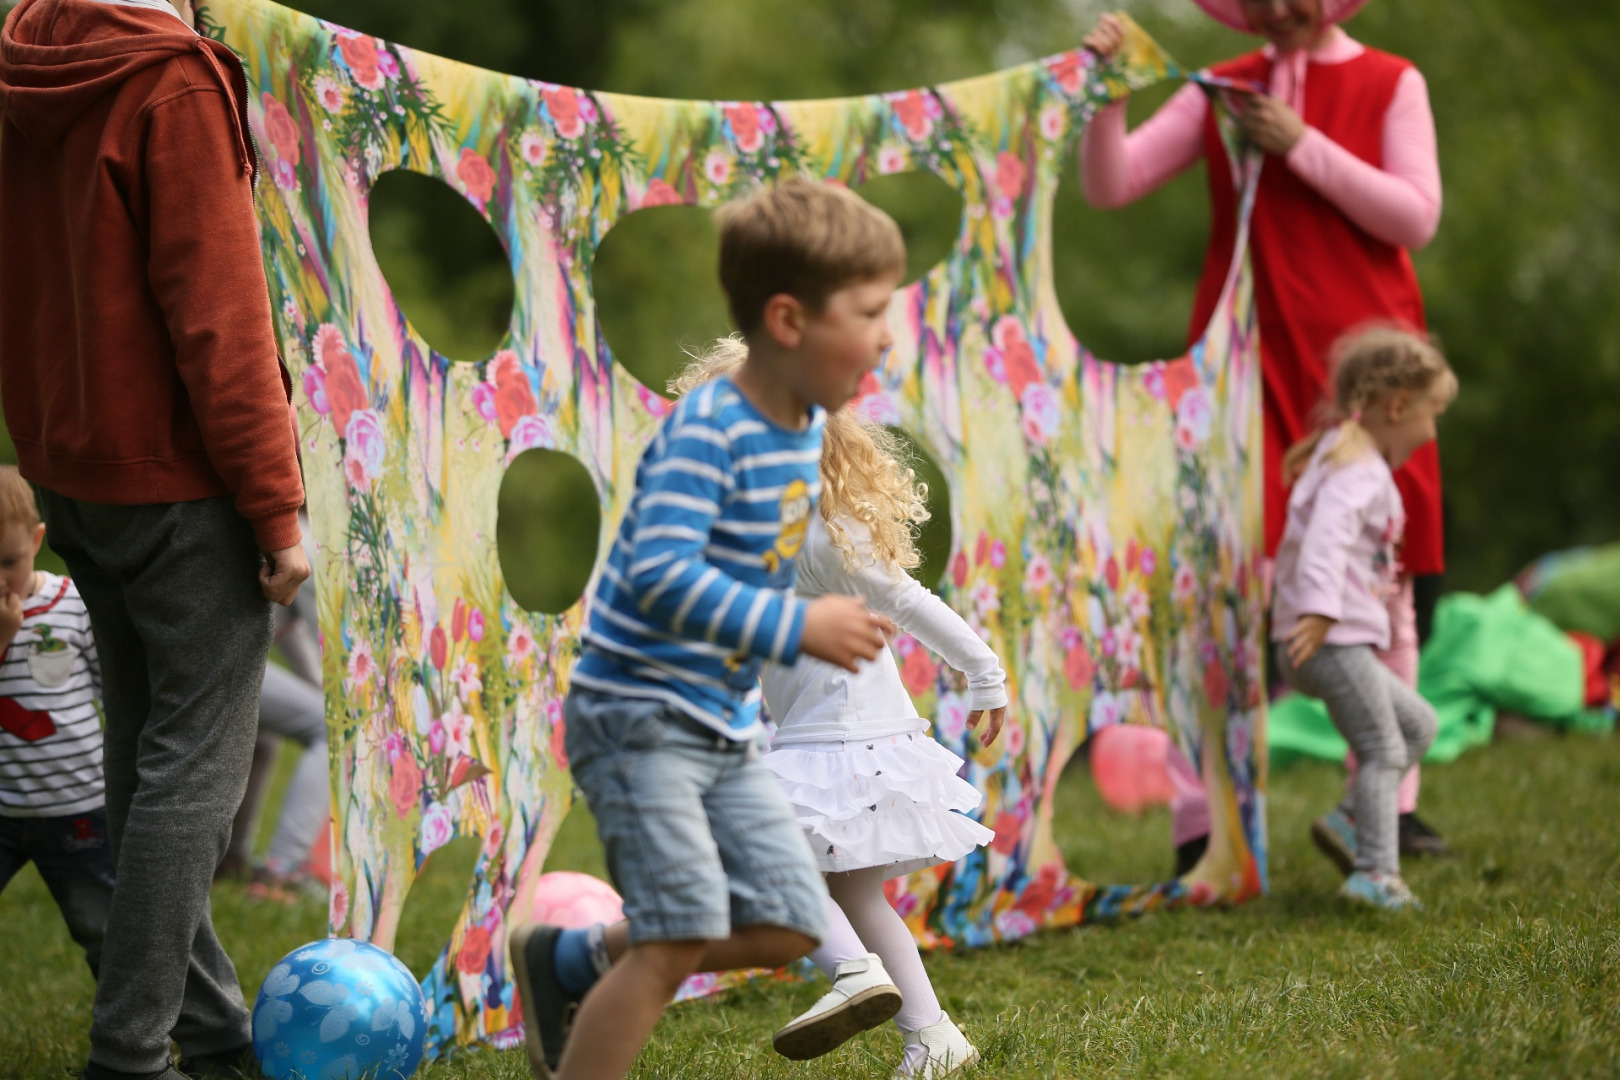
<box><xmin>2</xmin><ymin>731</ymin><xmax>1616</xmax><ymax>1079</ymax></box>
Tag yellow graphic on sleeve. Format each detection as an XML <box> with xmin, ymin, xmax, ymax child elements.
<box><xmin>762</xmin><ymin>479</ymin><xmax>811</xmax><ymax>575</ymax></box>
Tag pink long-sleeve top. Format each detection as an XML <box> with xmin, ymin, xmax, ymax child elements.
<box><xmin>1081</xmin><ymin>28</ymin><xmax>1442</xmax><ymax>250</ymax></box>
<box><xmin>1271</xmin><ymin>427</ymin><xmax>1406</xmax><ymax>651</ymax></box>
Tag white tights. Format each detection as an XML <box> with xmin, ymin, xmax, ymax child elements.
<box><xmin>808</xmin><ymin>866</ymin><xmax>944</xmax><ymax>1035</ymax></box>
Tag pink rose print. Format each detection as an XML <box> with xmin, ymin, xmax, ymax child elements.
<box><xmin>636</xmin><ymin>383</ymin><xmax>673</xmax><ymax>418</ymax></box>
<box><xmin>420</xmin><ymin>801</ymin><xmax>454</xmax><ymax>855</ymax></box>
<box><xmin>472</xmin><ymin>381</ymin><xmax>498</xmax><ymax>422</ymax></box>
<box><xmin>323</xmin><ymin>347</ymin><xmax>367</xmax><ymax>437</ymax></box>
<box><xmin>260</xmin><ymin>92</ymin><xmax>300</xmax><ymax>167</ymax></box>
<box><xmin>548</xmin><ymin>706</ymin><xmax>569</xmax><ymax>769</ymax></box>
<box><xmin>456</xmin><ymin>147</ymin><xmax>496</xmax><ymax>207</ymax></box>
<box><xmin>342</xmin><ymin>409</ymin><xmax>386</xmax><ymax>488</ymax></box>
<box><xmin>725</xmin><ymin>103</ymin><xmax>764</xmax><ymax>153</ymax></box>
<box><xmin>457</xmin><ymin>925</ymin><xmax>493</xmax><ymax>976</ymax></box>
<box><xmin>891</xmin><ymin>89</ymin><xmax>933</xmax><ymax>141</ymax></box>
<box><xmin>990</xmin><ymin>540</ymin><xmax>1007</xmax><ymax>569</ymax></box>
<box><xmin>900</xmin><ymin>647</ymin><xmax>938</xmax><ymax>698</ymax></box>
<box><xmin>990</xmin><ymin>811</ymin><xmax>1022</xmax><ymax>854</ymax></box>
<box><xmin>1048</xmin><ymin>53</ymin><xmax>1084</xmax><ymax>95</ymax></box>
<box><xmin>1140</xmin><ymin>546</ymin><xmax>1158</xmax><ymax>577</ymax></box>
<box><xmin>468</xmin><ymin>607</ymin><xmax>485</xmax><ymax>643</ymax></box>
<box><xmin>428</xmin><ymin>720</ymin><xmax>447</xmax><ymax>756</ymax></box>
<box><xmin>1161</xmin><ymin>356</ymin><xmax>1198</xmax><ymax>411</ymax></box>
<box><xmin>337</xmin><ymin>33</ymin><xmax>384</xmax><ymax>91</ymax></box>
<box><xmin>995</xmin><ymin>151</ymin><xmax>1026</xmax><ymax>200</ymax></box>
<box><xmin>639</xmin><ymin>177</ymin><xmax>681</xmax><ymax>208</ymax></box>
<box><xmin>543</xmin><ymin>86</ymin><xmax>584</xmax><ymax>139</ymax></box>
<box><xmin>389</xmin><ymin>753</ymin><xmax>422</xmax><ymax>819</ymax></box>
<box><xmin>303</xmin><ymin>366</ymin><xmax>329</xmax><ymax>415</ymax></box>
<box><xmin>492</xmin><ymin>350</ymin><xmax>537</xmax><ymax>439</ymax></box>
<box><xmin>376</xmin><ymin>48</ymin><xmax>400</xmax><ymax>81</ymax></box>
<box><xmin>506</xmin><ymin>414</ymin><xmax>556</xmax><ymax>464</ymax></box>
<box><xmin>992</xmin><ymin>317</ymin><xmax>1041</xmax><ymax>399</ymax></box>
<box><xmin>1064</xmin><ymin>641</ymin><xmax>1095</xmax><ymax>690</ymax></box>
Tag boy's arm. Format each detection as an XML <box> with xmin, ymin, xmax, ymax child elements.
<box><xmin>626</xmin><ymin>419</ymin><xmax>806</xmax><ymax>664</ymax></box>
<box><xmin>143</xmin><ymin>85</ymin><xmax>305</xmax><ymax>554</ymax></box>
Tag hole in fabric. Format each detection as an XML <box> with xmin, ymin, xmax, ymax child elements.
<box><xmin>883</xmin><ymin>428</ymin><xmax>954</xmax><ymax>592</ymax></box>
<box><xmin>1052</xmin><ymin>743</ymin><xmax>1175</xmax><ymax>885</ymax></box>
<box><xmin>1049</xmin><ymin>84</ymin><xmax>1208</xmax><ymax>366</ymax></box>
<box><xmin>593</xmin><ymin>204</ymin><xmax>733</xmax><ymax>400</ymax></box>
<box><xmin>393</xmin><ymin>834</ymin><xmax>482</xmax><ymax>978</ymax></box>
<box><xmin>854</xmin><ymin>171</ymin><xmax>965</xmax><ymax>286</ymax></box>
<box><xmin>497</xmin><ymin>449</ymin><xmax>602</xmax><ymax>615</ymax></box>
<box><xmin>369</xmin><ymin>168</ymin><xmax>514</xmax><ymax>362</ymax></box>
<box><xmin>539</xmin><ymin>800</ymin><xmax>610</xmax><ymax>882</ymax></box>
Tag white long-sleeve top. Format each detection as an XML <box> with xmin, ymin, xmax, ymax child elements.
<box><xmin>761</xmin><ymin>515</ymin><xmax>1008</xmax><ymax>747</ymax></box>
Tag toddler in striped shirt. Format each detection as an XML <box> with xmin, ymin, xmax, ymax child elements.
<box><xmin>508</xmin><ymin>178</ymin><xmax>908</xmax><ymax>1080</ymax></box>
<box><xmin>0</xmin><ymin>465</ymin><xmax>113</xmax><ymax>975</ymax></box>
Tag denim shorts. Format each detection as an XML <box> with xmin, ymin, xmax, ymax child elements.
<box><xmin>564</xmin><ymin>688</ymin><xmax>828</xmax><ymax>946</ymax></box>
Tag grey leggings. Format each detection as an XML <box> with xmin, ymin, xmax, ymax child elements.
<box><xmin>1279</xmin><ymin>644</ymin><xmax>1437</xmax><ymax>876</ymax></box>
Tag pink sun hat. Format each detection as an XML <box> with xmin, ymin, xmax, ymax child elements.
<box><xmin>1191</xmin><ymin>0</ymin><xmax>1371</xmax><ymax>33</ymax></box>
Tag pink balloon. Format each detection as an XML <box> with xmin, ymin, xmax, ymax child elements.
<box><xmin>529</xmin><ymin>871</ymin><xmax>625</xmax><ymax>929</ymax></box>
<box><xmin>1088</xmin><ymin>725</ymin><xmax>1179</xmax><ymax>814</ymax></box>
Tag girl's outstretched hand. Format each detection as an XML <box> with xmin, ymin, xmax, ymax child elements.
<box><xmin>1082</xmin><ymin>13</ymin><xmax>1126</xmax><ymax>60</ymax></box>
<box><xmin>1285</xmin><ymin>614</ymin><xmax>1335</xmax><ymax>668</ymax></box>
<box><xmin>966</xmin><ymin>705</ymin><xmax>1007</xmax><ymax>747</ymax></box>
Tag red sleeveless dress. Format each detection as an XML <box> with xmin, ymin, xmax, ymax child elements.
<box><xmin>1187</xmin><ymin>48</ymin><xmax>1444</xmax><ymax>576</ymax></box>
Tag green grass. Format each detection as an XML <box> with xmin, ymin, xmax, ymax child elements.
<box><xmin>3</xmin><ymin>734</ymin><xmax>1616</xmax><ymax>1079</ymax></box>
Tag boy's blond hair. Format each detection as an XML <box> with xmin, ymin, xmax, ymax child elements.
<box><xmin>1283</xmin><ymin>324</ymin><xmax>1458</xmax><ymax>481</ymax></box>
<box><xmin>716</xmin><ymin>177</ymin><xmax>906</xmax><ymax>335</ymax></box>
<box><xmin>0</xmin><ymin>466</ymin><xmax>40</xmax><ymax>530</ymax></box>
<box><xmin>670</xmin><ymin>339</ymin><xmax>928</xmax><ymax>577</ymax></box>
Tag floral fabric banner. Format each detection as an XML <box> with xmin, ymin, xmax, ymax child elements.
<box><xmin>199</xmin><ymin>0</ymin><xmax>1267</xmax><ymax>1056</ymax></box>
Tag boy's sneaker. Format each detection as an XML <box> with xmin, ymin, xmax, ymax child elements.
<box><xmin>895</xmin><ymin>1012</ymin><xmax>979</xmax><ymax>1079</ymax></box>
<box><xmin>1340</xmin><ymin>870</ymin><xmax>1422</xmax><ymax>911</ymax></box>
<box><xmin>507</xmin><ymin>922</ymin><xmax>580</xmax><ymax>1078</ymax></box>
<box><xmin>772</xmin><ymin>952</ymin><xmax>903</xmax><ymax>1060</ymax></box>
<box><xmin>1310</xmin><ymin>808</ymin><xmax>1358</xmax><ymax>877</ymax></box>
<box><xmin>1398</xmin><ymin>812</ymin><xmax>1452</xmax><ymax>858</ymax></box>
<box><xmin>176</xmin><ymin>1043</ymin><xmax>254</xmax><ymax>1078</ymax></box>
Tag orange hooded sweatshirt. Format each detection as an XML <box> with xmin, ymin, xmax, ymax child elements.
<box><xmin>0</xmin><ymin>0</ymin><xmax>302</xmax><ymax>552</ymax></box>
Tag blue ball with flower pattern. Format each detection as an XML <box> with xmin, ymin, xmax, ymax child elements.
<box><xmin>252</xmin><ymin>938</ymin><xmax>427</xmax><ymax>1080</ymax></box>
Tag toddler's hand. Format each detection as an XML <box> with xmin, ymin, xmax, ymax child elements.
<box><xmin>1082</xmin><ymin>12</ymin><xmax>1126</xmax><ymax>59</ymax></box>
<box><xmin>1285</xmin><ymin>614</ymin><xmax>1335</xmax><ymax>668</ymax></box>
<box><xmin>800</xmin><ymin>594</ymin><xmax>895</xmax><ymax>673</ymax></box>
<box><xmin>260</xmin><ymin>543</ymin><xmax>312</xmax><ymax>607</ymax></box>
<box><xmin>0</xmin><ymin>586</ymin><xmax>22</xmax><ymax>648</ymax></box>
<box><xmin>966</xmin><ymin>705</ymin><xmax>1007</xmax><ymax>747</ymax></box>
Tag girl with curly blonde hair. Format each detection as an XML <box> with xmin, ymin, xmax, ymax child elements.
<box><xmin>670</xmin><ymin>339</ymin><xmax>1008</xmax><ymax>1078</ymax></box>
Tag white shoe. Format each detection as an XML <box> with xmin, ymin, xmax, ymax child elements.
<box><xmin>772</xmin><ymin>952</ymin><xmax>903</xmax><ymax>1060</ymax></box>
<box><xmin>895</xmin><ymin>1012</ymin><xmax>979</xmax><ymax>1079</ymax></box>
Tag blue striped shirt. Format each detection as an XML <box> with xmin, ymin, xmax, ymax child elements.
<box><xmin>573</xmin><ymin>377</ymin><xmax>824</xmax><ymax>738</ymax></box>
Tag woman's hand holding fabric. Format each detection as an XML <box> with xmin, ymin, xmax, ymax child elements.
<box><xmin>1237</xmin><ymin>92</ymin><xmax>1307</xmax><ymax>155</ymax></box>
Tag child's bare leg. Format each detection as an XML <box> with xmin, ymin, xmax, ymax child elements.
<box><xmin>555</xmin><ymin>940</ymin><xmax>704</xmax><ymax>1080</ymax></box>
<box><xmin>558</xmin><ymin>927</ymin><xmax>815</xmax><ymax>1080</ymax></box>
<box><xmin>598</xmin><ymin>921</ymin><xmax>813</xmax><ymax>971</ymax></box>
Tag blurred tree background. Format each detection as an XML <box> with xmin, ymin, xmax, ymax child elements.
<box><xmin>2</xmin><ymin>0</ymin><xmax>1615</xmax><ymax>593</ymax></box>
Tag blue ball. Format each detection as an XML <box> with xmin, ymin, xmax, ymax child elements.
<box><xmin>252</xmin><ymin>938</ymin><xmax>428</xmax><ymax>1080</ymax></box>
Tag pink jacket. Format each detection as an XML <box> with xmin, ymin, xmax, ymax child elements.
<box><xmin>1081</xmin><ymin>28</ymin><xmax>1441</xmax><ymax>250</ymax></box>
<box><xmin>1271</xmin><ymin>428</ymin><xmax>1405</xmax><ymax>650</ymax></box>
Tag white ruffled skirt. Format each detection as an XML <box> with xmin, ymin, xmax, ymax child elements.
<box><xmin>762</xmin><ymin>728</ymin><xmax>994</xmax><ymax>878</ymax></box>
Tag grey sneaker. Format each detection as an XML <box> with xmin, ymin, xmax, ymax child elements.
<box><xmin>507</xmin><ymin>922</ymin><xmax>580</xmax><ymax>1079</ymax></box>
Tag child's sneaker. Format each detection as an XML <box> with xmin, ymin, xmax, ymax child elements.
<box><xmin>1310</xmin><ymin>808</ymin><xmax>1358</xmax><ymax>877</ymax></box>
<box><xmin>507</xmin><ymin>923</ymin><xmax>580</xmax><ymax>1078</ymax></box>
<box><xmin>1398</xmin><ymin>812</ymin><xmax>1452</xmax><ymax>858</ymax></box>
<box><xmin>1340</xmin><ymin>870</ymin><xmax>1422</xmax><ymax>910</ymax></box>
<box><xmin>895</xmin><ymin>1012</ymin><xmax>979</xmax><ymax>1078</ymax></box>
<box><xmin>772</xmin><ymin>952</ymin><xmax>903</xmax><ymax>1060</ymax></box>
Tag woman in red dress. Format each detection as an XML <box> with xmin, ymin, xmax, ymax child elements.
<box><xmin>1081</xmin><ymin>0</ymin><xmax>1450</xmax><ymax>869</ymax></box>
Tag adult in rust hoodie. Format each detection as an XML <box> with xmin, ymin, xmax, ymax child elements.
<box><xmin>0</xmin><ymin>1</ymin><xmax>309</xmax><ymax>1077</ymax></box>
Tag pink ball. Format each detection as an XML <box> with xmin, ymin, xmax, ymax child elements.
<box><xmin>529</xmin><ymin>871</ymin><xmax>624</xmax><ymax>929</ymax></box>
<box><xmin>1089</xmin><ymin>725</ymin><xmax>1178</xmax><ymax>814</ymax></box>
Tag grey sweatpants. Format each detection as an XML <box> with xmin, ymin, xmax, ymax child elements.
<box><xmin>38</xmin><ymin>491</ymin><xmax>272</xmax><ymax>1072</ymax></box>
<box><xmin>1279</xmin><ymin>643</ymin><xmax>1437</xmax><ymax>876</ymax></box>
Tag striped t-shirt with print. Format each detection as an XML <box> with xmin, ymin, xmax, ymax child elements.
<box><xmin>0</xmin><ymin>572</ymin><xmax>103</xmax><ymax>818</ymax></box>
<box><xmin>572</xmin><ymin>376</ymin><xmax>824</xmax><ymax>739</ymax></box>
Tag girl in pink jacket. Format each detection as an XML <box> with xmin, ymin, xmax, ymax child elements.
<box><xmin>1272</xmin><ymin>326</ymin><xmax>1455</xmax><ymax>909</ymax></box>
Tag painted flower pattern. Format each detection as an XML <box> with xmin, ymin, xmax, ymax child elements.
<box><xmin>205</xmin><ymin>0</ymin><xmax>1259</xmax><ymax>1058</ymax></box>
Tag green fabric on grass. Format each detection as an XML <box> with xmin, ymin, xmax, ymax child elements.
<box><xmin>1269</xmin><ymin>585</ymin><xmax>1613</xmax><ymax>768</ymax></box>
<box><xmin>1528</xmin><ymin>542</ymin><xmax>1620</xmax><ymax>642</ymax></box>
